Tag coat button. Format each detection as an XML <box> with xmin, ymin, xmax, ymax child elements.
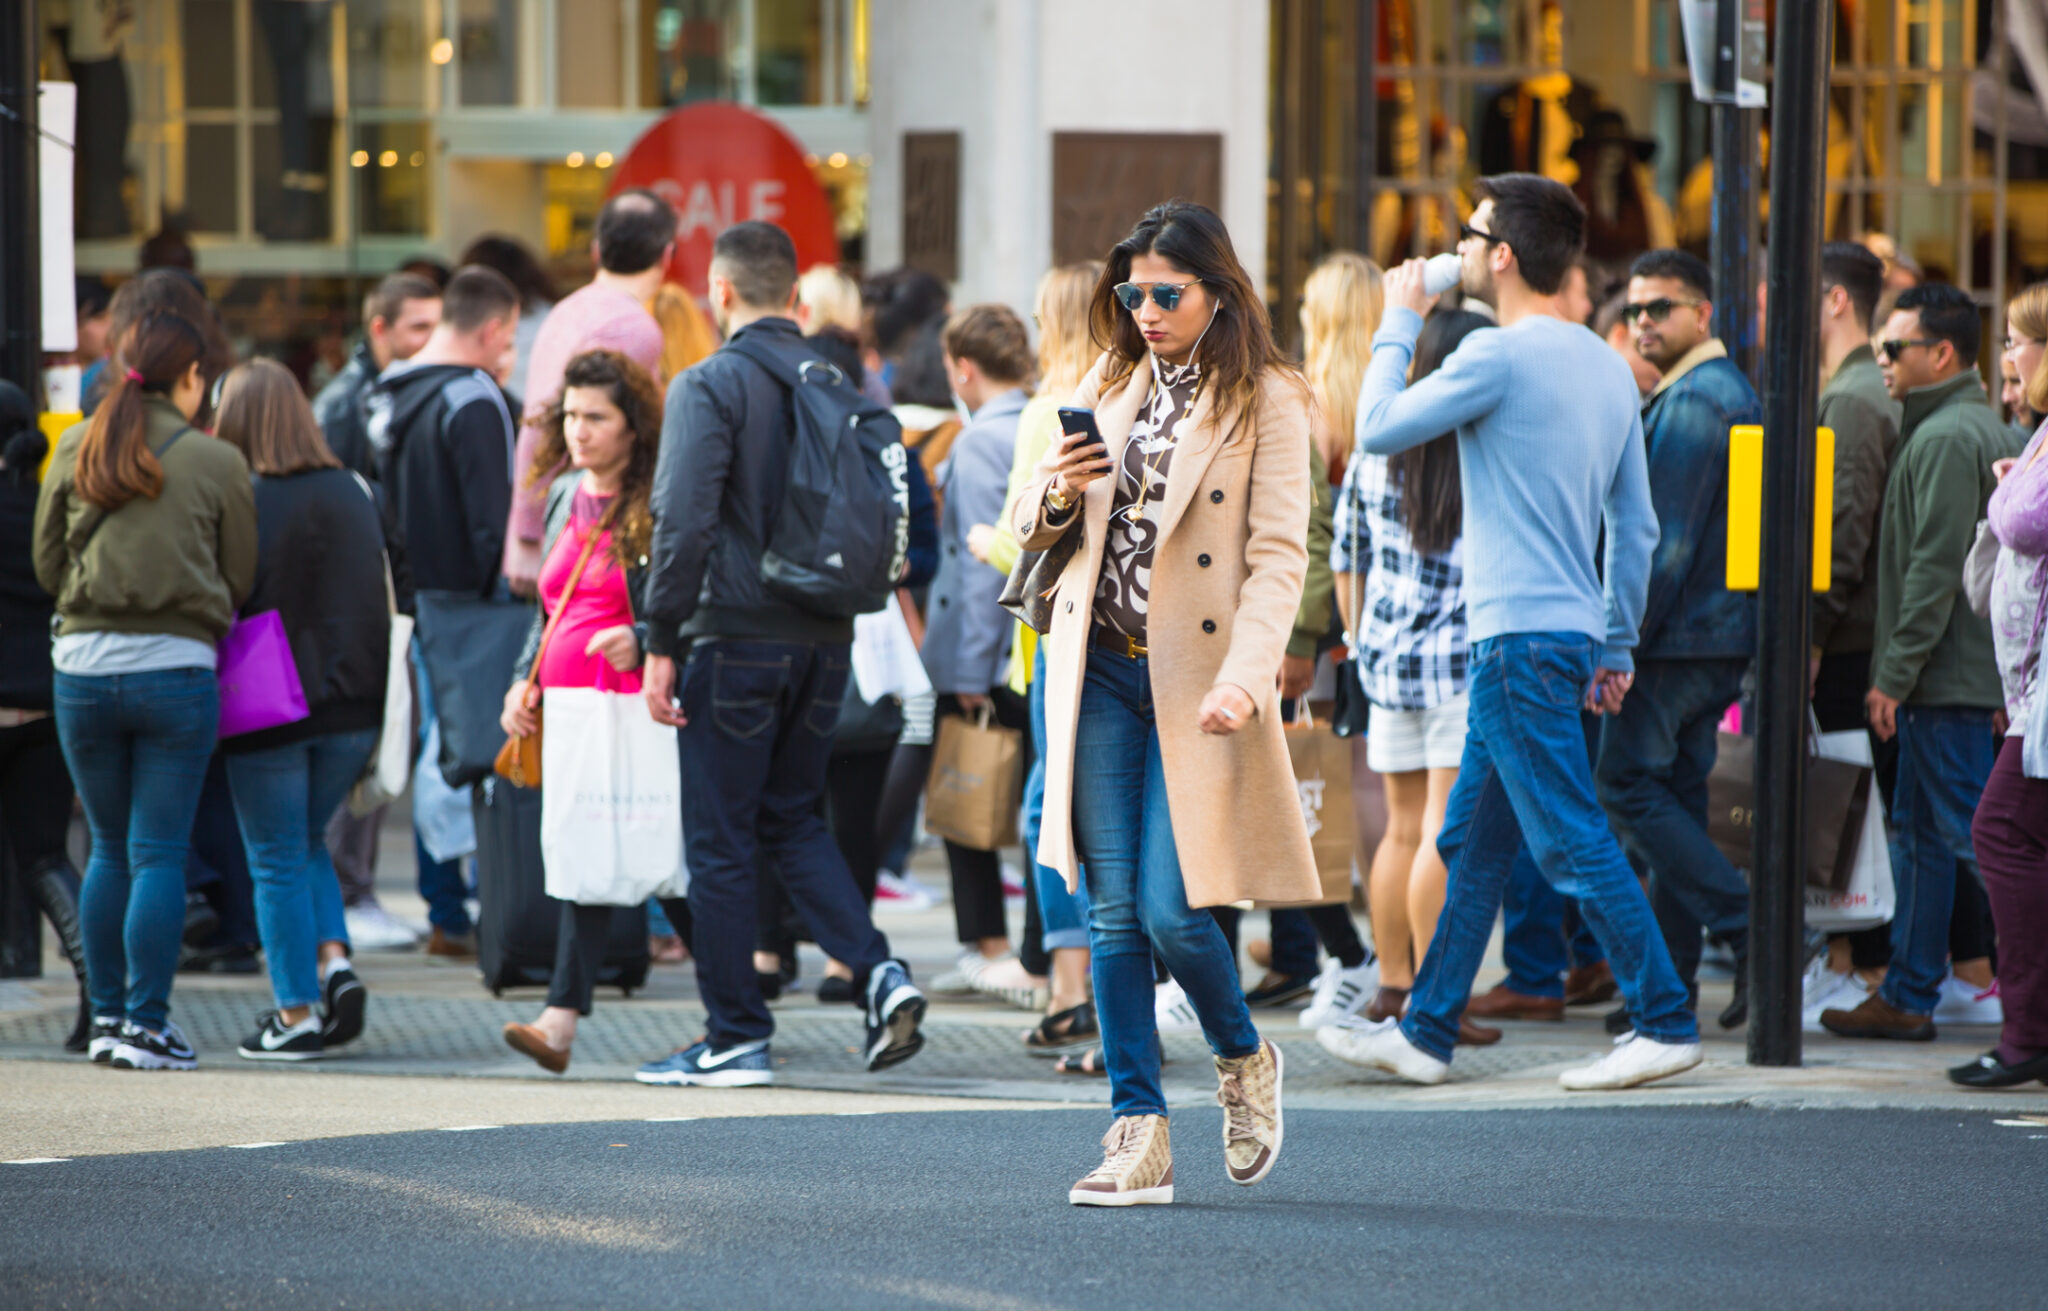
<box><xmin>1210</xmin><ymin>489</ymin><xmax>1224</xmax><ymax>503</ymax></box>
<box><xmin>1202</xmin><ymin>619</ymin><xmax>1216</xmax><ymax>633</ymax></box>
<box><xmin>939</xmin><ymin>596</ymin><xmax>950</xmax><ymax>607</ymax></box>
<box><xmin>1197</xmin><ymin>553</ymin><xmax>1211</xmax><ymax>567</ymax></box>
<box><xmin>1066</xmin><ymin>600</ymin><xmax>1074</xmax><ymax>612</ymax></box>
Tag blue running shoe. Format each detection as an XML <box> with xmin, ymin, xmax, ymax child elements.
<box><xmin>634</xmin><ymin>1039</ymin><xmax>773</xmax><ymax>1087</ymax></box>
<box><xmin>864</xmin><ymin>960</ymin><xmax>926</xmax><ymax>1072</ymax></box>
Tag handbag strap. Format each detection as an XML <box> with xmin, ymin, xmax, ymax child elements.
<box><xmin>349</xmin><ymin>472</ymin><xmax>400</xmax><ymax>619</ymax></box>
<box><xmin>524</xmin><ymin>501</ymin><xmax>616</xmax><ymax>703</ymax></box>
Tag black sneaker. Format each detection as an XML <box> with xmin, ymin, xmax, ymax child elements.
<box><xmin>1243</xmin><ymin>972</ymin><xmax>1316</xmax><ymax>1007</ymax></box>
<box><xmin>86</xmin><ymin>1015</ymin><xmax>124</xmax><ymax>1063</ymax></box>
<box><xmin>863</xmin><ymin>959</ymin><xmax>926</xmax><ymax>1071</ymax></box>
<box><xmin>321</xmin><ymin>964</ymin><xmax>367</xmax><ymax>1048</ymax></box>
<box><xmin>110</xmin><ymin>1020</ymin><xmax>198</xmax><ymax>1070</ymax></box>
<box><xmin>816</xmin><ymin>975</ymin><xmax>855</xmax><ymax>1005</ymax></box>
<box><xmin>238</xmin><ymin>1010</ymin><xmax>325</xmax><ymax>1062</ymax></box>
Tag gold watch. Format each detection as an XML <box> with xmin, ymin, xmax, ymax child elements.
<box><xmin>1044</xmin><ymin>483</ymin><xmax>1074</xmax><ymax>514</ymax></box>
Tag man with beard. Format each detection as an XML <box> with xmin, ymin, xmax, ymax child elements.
<box><xmin>1591</xmin><ymin>249</ymin><xmax>1762</xmax><ymax>1033</ymax></box>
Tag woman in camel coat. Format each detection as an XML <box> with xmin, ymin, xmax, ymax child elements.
<box><xmin>1010</xmin><ymin>201</ymin><xmax>1317</xmax><ymax>1208</ymax></box>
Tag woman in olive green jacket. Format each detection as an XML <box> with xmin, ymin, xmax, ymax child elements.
<box><xmin>33</xmin><ymin>310</ymin><xmax>255</xmax><ymax>1071</ymax></box>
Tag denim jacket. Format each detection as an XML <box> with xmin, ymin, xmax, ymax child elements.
<box><xmin>1635</xmin><ymin>341</ymin><xmax>1761</xmax><ymax>660</ymax></box>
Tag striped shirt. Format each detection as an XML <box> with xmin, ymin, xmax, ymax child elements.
<box><xmin>1330</xmin><ymin>451</ymin><xmax>1468</xmax><ymax>710</ymax></box>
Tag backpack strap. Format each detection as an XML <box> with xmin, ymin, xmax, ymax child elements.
<box><xmin>73</xmin><ymin>424</ymin><xmax>193</xmax><ymax>557</ymax></box>
<box><xmin>725</xmin><ymin>334</ymin><xmax>848</xmax><ymax>393</ymax></box>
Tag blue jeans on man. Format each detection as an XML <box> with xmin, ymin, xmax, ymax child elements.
<box><xmin>679</xmin><ymin>639</ymin><xmax>893</xmax><ymax>1050</ymax></box>
<box><xmin>224</xmin><ymin>729</ymin><xmax>379</xmax><ymax>1011</ymax></box>
<box><xmin>1499</xmin><ymin>711</ymin><xmax>1606</xmax><ymax>998</ymax></box>
<box><xmin>1070</xmin><ymin>646</ymin><xmax>1261</xmax><ymax>1119</ymax></box>
<box><xmin>1880</xmin><ymin>704</ymin><xmax>1998</xmax><ymax>1016</ymax></box>
<box><xmin>1402</xmin><ymin>633</ymin><xmax>1698</xmax><ymax>1063</ymax></box>
<box><xmin>54</xmin><ymin>667</ymin><xmax>220</xmax><ymax>1032</ymax></box>
<box><xmin>1596</xmin><ymin>657</ymin><xmax>1750</xmax><ymax>991</ymax></box>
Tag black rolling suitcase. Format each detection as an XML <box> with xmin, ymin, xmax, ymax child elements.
<box><xmin>471</xmin><ymin>777</ymin><xmax>651</xmax><ymax>997</ymax></box>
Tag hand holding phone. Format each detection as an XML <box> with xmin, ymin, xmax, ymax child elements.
<box><xmin>1051</xmin><ymin>407</ymin><xmax>1114</xmax><ymax>502</ymax></box>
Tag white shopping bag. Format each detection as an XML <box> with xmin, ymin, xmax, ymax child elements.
<box><xmin>539</xmin><ymin>687</ymin><xmax>687</xmax><ymax>905</ymax></box>
<box><xmin>412</xmin><ymin>717</ymin><xmax>476</xmax><ymax>863</ymax></box>
<box><xmin>347</xmin><ymin>611</ymin><xmax>414</xmax><ymax>816</ymax></box>
<box><xmin>850</xmin><ymin>600</ymin><xmax>932</xmax><ymax>704</ymax></box>
<box><xmin>1804</xmin><ymin>728</ymin><xmax>1895</xmax><ymax>932</ymax></box>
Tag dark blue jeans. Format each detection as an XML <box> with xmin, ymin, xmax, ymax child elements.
<box><xmin>185</xmin><ymin>751</ymin><xmax>260</xmax><ymax>951</ymax></box>
<box><xmin>679</xmin><ymin>639</ymin><xmax>891</xmax><ymax>1048</ymax></box>
<box><xmin>54</xmin><ymin>667</ymin><xmax>220</xmax><ymax>1032</ymax></box>
<box><xmin>1070</xmin><ymin>646</ymin><xmax>1260</xmax><ymax>1119</ymax></box>
<box><xmin>1402</xmin><ymin>634</ymin><xmax>1697</xmax><ymax>1062</ymax></box>
<box><xmin>1880</xmin><ymin>704</ymin><xmax>1998</xmax><ymax>1016</ymax></box>
<box><xmin>225</xmin><ymin>729</ymin><xmax>379</xmax><ymax>1010</ymax></box>
<box><xmin>1498</xmin><ymin>711</ymin><xmax>1606</xmax><ymax>997</ymax></box>
<box><xmin>1596</xmin><ymin>657</ymin><xmax>1751</xmax><ymax>989</ymax></box>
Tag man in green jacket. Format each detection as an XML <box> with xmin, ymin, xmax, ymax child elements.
<box><xmin>1823</xmin><ymin>283</ymin><xmax>2024</xmax><ymax>1042</ymax></box>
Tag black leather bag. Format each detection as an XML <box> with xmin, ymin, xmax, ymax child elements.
<box><xmin>413</xmin><ymin>589</ymin><xmax>533</xmax><ymax>789</ymax></box>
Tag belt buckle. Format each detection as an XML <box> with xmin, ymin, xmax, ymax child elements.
<box><xmin>1121</xmin><ymin>631</ymin><xmax>1147</xmax><ymax>659</ymax></box>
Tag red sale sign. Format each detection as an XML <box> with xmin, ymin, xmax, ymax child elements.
<box><xmin>608</xmin><ymin>101</ymin><xmax>840</xmax><ymax>298</ymax></box>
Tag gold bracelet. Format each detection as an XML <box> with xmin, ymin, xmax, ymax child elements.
<box><xmin>1044</xmin><ymin>483</ymin><xmax>1074</xmax><ymax>514</ymax></box>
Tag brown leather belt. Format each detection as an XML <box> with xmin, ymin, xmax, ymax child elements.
<box><xmin>1088</xmin><ymin>624</ymin><xmax>1148</xmax><ymax>659</ymax></box>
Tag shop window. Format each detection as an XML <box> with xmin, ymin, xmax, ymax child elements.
<box><xmin>644</xmin><ymin>0</ymin><xmax>739</xmax><ymax>107</ymax></box>
<box><xmin>347</xmin><ymin>0</ymin><xmax>434</xmax><ymax>110</ymax></box>
<box><xmin>182</xmin><ymin>123</ymin><xmax>241</xmax><ymax>235</ymax></box>
<box><xmin>354</xmin><ymin>122</ymin><xmax>433</xmax><ymax>236</ymax></box>
<box><xmin>182</xmin><ymin>0</ymin><xmax>238</xmax><ymax>110</ymax></box>
<box><xmin>756</xmin><ymin>0</ymin><xmax>826</xmax><ymax>105</ymax></box>
<box><xmin>457</xmin><ymin>0</ymin><xmax>525</xmax><ymax>106</ymax></box>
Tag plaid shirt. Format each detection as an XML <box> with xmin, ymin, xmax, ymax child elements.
<box><xmin>1331</xmin><ymin>452</ymin><xmax>1468</xmax><ymax>709</ymax></box>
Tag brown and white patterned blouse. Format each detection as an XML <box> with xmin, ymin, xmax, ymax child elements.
<box><xmin>1095</xmin><ymin>370</ymin><xmax>1200</xmax><ymax>642</ymax></box>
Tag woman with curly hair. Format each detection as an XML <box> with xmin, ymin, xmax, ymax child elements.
<box><xmin>497</xmin><ymin>349</ymin><xmax>673</xmax><ymax>1072</ymax></box>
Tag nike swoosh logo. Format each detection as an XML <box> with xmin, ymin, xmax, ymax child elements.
<box><xmin>698</xmin><ymin>1044</ymin><xmax>766</xmax><ymax>1068</ymax></box>
<box><xmin>261</xmin><ymin>1027</ymin><xmax>303</xmax><ymax>1050</ymax></box>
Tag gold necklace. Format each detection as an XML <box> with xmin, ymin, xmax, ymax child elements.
<box><xmin>1119</xmin><ymin>367</ymin><xmax>1198</xmax><ymax>525</ymax></box>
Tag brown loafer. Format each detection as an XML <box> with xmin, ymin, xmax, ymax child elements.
<box><xmin>1465</xmin><ymin>984</ymin><xmax>1565</xmax><ymax>1022</ymax></box>
<box><xmin>1820</xmin><ymin>992</ymin><xmax>1935</xmax><ymax>1042</ymax></box>
<box><xmin>1364</xmin><ymin>986</ymin><xmax>1409</xmax><ymax>1023</ymax></box>
<box><xmin>1457</xmin><ymin>1014</ymin><xmax>1503</xmax><ymax>1046</ymax></box>
<box><xmin>1564</xmin><ymin>962</ymin><xmax>1617</xmax><ymax>1007</ymax></box>
<box><xmin>502</xmin><ymin>1022</ymin><xmax>571</xmax><ymax>1073</ymax></box>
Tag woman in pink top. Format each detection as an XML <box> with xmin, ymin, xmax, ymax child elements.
<box><xmin>496</xmin><ymin>350</ymin><xmax>671</xmax><ymax>1073</ymax></box>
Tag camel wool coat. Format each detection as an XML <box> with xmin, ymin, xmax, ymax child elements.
<box><xmin>1011</xmin><ymin>357</ymin><xmax>1321</xmax><ymax>909</ymax></box>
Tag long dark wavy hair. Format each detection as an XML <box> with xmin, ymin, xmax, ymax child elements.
<box><xmin>1088</xmin><ymin>200</ymin><xmax>1301</xmax><ymax>434</ymax></box>
<box><xmin>1390</xmin><ymin>310</ymin><xmax>1490</xmax><ymax>557</ymax></box>
<box><xmin>526</xmin><ymin>350</ymin><xmax>663</xmax><ymax>568</ymax></box>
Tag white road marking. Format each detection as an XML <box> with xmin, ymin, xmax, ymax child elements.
<box><xmin>645</xmin><ymin>1116</ymin><xmax>698</xmax><ymax>1122</ymax></box>
<box><xmin>227</xmin><ymin>1142</ymin><xmax>290</xmax><ymax>1150</ymax></box>
<box><xmin>439</xmin><ymin>1124</ymin><xmax>503</xmax><ymax>1132</ymax></box>
<box><xmin>5</xmin><ymin>1158</ymin><xmax>70</xmax><ymax>1165</ymax></box>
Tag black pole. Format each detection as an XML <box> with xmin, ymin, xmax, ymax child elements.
<box><xmin>1355</xmin><ymin>0</ymin><xmax>1378</xmax><ymax>254</ymax></box>
<box><xmin>1710</xmin><ymin>103</ymin><xmax>1758</xmax><ymax>382</ymax></box>
<box><xmin>0</xmin><ymin>0</ymin><xmax>42</xmax><ymax>396</ymax></box>
<box><xmin>1749</xmin><ymin>0</ymin><xmax>1834</xmax><ymax>1067</ymax></box>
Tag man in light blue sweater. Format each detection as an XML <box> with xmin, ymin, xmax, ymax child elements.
<box><xmin>1315</xmin><ymin>174</ymin><xmax>1703</xmax><ymax>1092</ymax></box>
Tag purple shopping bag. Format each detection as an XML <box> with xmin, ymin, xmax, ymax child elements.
<box><xmin>216</xmin><ymin>610</ymin><xmax>310</xmax><ymax>739</ymax></box>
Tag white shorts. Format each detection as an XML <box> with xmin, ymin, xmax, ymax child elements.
<box><xmin>1366</xmin><ymin>692</ymin><xmax>1471</xmax><ymax>774</ymax></box>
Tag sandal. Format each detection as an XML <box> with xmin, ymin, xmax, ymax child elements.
<box><xmin>1054</xmin><ymin>1046</ymin><xmax>1107</xmax><ymax>1076</ymax></box>
<box><xmin>1024</xmin><ymin>1002</ymin><xmax>1099</xmax><ymax>1055</ymax></box>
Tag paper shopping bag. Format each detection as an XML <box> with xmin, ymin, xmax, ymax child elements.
<box><xmin>1705</xmin><ymin>732</ymin><xmax>1870</xmax><ymax>893</ymax></box>
<box><xmin>1283</xmin><ymin>704</ymin><xmax>1356</xmax><ymax>906</ymax></box>
<box><xmin>539</xmin><ymin>688</ymin><xmax>686</xmax><ymax>906</ymax></box>
<box><xmin>923</xmin><ymin>706</ymin><xmax>1023</xmax><ymax>850</ymax></box>
<box><xmin>1805</xmin><ymin>728</ymin><xmax>1894</xmax><ymax>932</ymax></box>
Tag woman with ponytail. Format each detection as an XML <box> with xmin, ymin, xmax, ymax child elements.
<box><xmin>34</xmin><ymin>310</ymin><xmax>257</xmax><ymax>1072</ymax></box>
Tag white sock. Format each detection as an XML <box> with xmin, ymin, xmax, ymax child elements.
<box><xmin>321</xmin><ymin>957</ymin><xmax>352</xmax><ymax>981</ymax></box>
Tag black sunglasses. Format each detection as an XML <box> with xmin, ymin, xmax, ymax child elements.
<box><xmin>1876</xmin><ymin>338</ymin><xmax>1941</xmax><ymax>362</ymax></box>
<box><xmin>1623</xmin><ymin>297</ymin><xmax>1704</xmax><ymax>324</ymax></box>
<box><xmin>1113</xmin><ymin>280</ymin><xmax>1203</xmax><ymax>313</ymax></box>
<box><xmin>1459</xmin><ymin>222</ymin><xmax>1505</xmax><ymax>246</ymax></box>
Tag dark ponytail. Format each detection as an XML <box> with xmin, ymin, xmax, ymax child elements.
<box><xmin>75</xmin><ymin>311</ymin><xmax>206</xmax><ymax>511</ymax></box>
<box><xmin>1390</xmin><ymin>310</ymin><xmax>1491</xmax><ymax>557</ymax></box>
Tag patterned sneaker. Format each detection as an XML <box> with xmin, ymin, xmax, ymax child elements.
<box><xmin>1069</xmin><ymin>1114</ymin><xmax>1174</xmax><ymax>1207</ymax></box>
<box><xmin>1214</xmin><ymin>1038</ymin><xmax>1284</xmax><ymax>1185</ymax></box>
<box><xmin>86</xmin><ymin>1016</ymin><xmax>124</xmax><ymax>1064</ymax></box>
<box><xmin>109</xmin><ymin>1020</ymin><xmax>198</xmax><ymax>1070</ymax></box>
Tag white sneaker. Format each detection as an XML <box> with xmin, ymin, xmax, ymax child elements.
<box><xmin>1298</xmin><ymin>956</ymin><xmax>1376</xmax><ymax>1029</ymax></box>
<box><xmin>1799</xmin><ymin>959</ymin><xmax>1869</xmax><ymax>1033</ymax></box>
<box><xmin>1558</xmin><ymin>1033</ymin><xmax>1703</xmax><ymax>1091</ymax></box>
<box><xmin>873</xmin><ymin>870</ymin><xmax>936</xmax><ymax>913</ymax></box>
<box><xmin>929</xmin><ymin>951</ymin><xmax>996</xmax><ymax>996</ymax></box>
<box><xmin>344</xmin><ymin>903</ymin><xmax>419</xmax><ymax>951</ymax></box>
<box><xmin>1315</xmin><ymin>1018</ymin><xmax>1449</xmax><ymax>1085</ymax></box>
<box><xmin>1154</xmin><ymin>979</ymin><xmax>1202</xmax><ymax>1034</ymax></box>
<box><xmin>1933</xmin><ymin>974</ymin><xmax>2003</xmax><ymax>1025</ymax></box>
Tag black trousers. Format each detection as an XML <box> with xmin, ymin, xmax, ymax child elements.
<box><xmin>0</xmin><ymin>719</ymin><xmax>77</xmax><ymax>977</ymax></box>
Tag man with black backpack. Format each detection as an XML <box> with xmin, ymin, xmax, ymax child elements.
<box><xmin>638</xmin><ymin>221</ymin><xmax>924</xmax><ymax>1085</ymax></box>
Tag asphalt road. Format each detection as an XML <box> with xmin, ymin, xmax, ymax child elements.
<box><xmin>3</xmin><ymin>1106</ymin><xmax>2041</xmax><ymax>1310</ymax></box>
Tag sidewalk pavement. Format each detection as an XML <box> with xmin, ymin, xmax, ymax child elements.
<box><xmin>7</xmin><ymin>830</ymin><xmax>2044</xmax><ymax>1163</ymax></box>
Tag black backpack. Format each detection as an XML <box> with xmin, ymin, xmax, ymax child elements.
<box><xmin>726</xmin><ymin>336</ymin><xmax>910</xmax><ymax>618</ymax></box>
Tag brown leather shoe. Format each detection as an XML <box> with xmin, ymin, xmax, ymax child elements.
<box><xmin>1364</xmin><ymin>986</ymin><xmax>1409</xmax><ymax>1023</ymax></box>
<box><xmin>425</xmin><ymin>927</ymin><xmax>476</xmax><ymax>963</ymax></box>
<box><xmin>502</xmin><ymin>1022</ymin><xmax>570</xmax><ymax>1073</ymax></box>
<box><xmin>1465</xmin><ymin>984</ymin><xmax>1565</xmax><ymax>1022</ymax></box>
<box><xmin>1457</xmin><ymin>1014</ymin><xmax>1503</xmax><ymax>1046</ymax></box>
<box><xmin>1820</xmin><ymin>992</ymin><xmax>1936</xmax><ymax>1041</ymax></box>
<box><xmin>1564</xmin><ymin>962</ymin><xmax>1617</xmax><ymax>1006</ymax></box>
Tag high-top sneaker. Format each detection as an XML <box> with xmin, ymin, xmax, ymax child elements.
<box><xmin>1069</xmin><ymin>1114</ymin><xmax>1173</xmax><ymax>1207</ymax></box>
<box><xmin>1214</xmin><ymin>1039</ymin><xmax>1284</xmax><ymax>1185</ymax></box>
